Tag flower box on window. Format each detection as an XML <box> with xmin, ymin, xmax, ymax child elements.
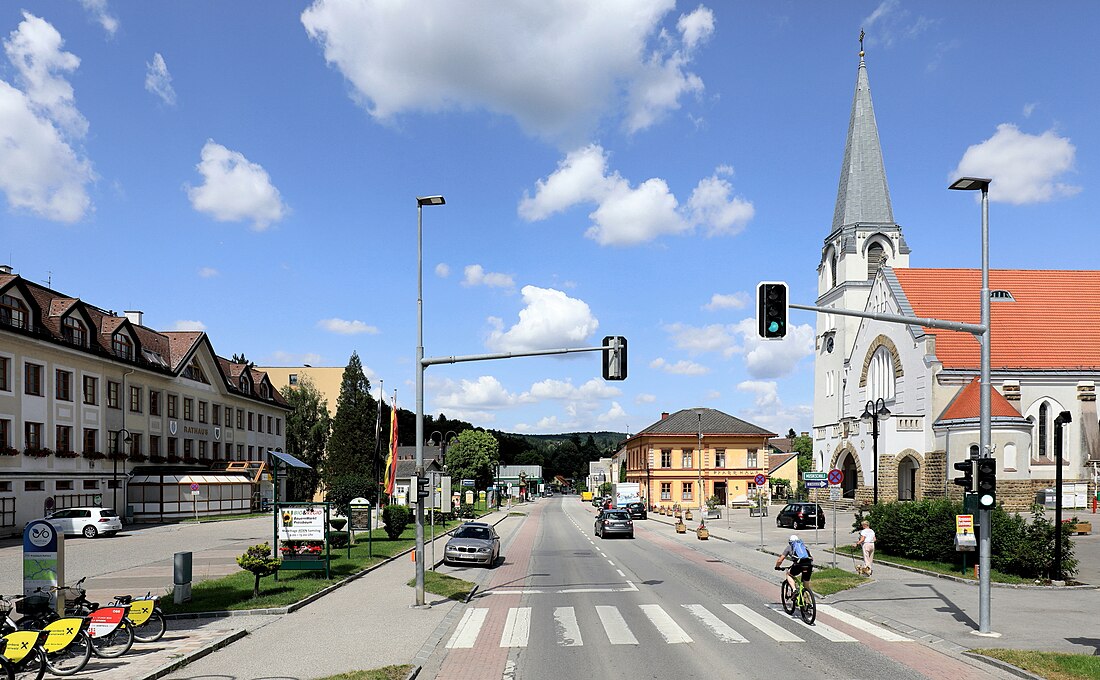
<box><xmin>56</xmin><ymin>450</ymin><xmax>80</xmax><ymax>459</ymax></box>
<box><xmin>183</xmin><ymin>455</ymin><xmax>200</xmax><ymax>465</ymax></box>
<box><xmin>149</xmin><ymin>454</ymin><xmax>168</xmax><ymax>463</ymax></box>
<box><xmin>23</xmin><ymin>447</ymin><xmax>53</xmax><ymax>458</ymax></box>
<box><xmin>82</xmin><ymin>451</ymin><xmax>106</xmax><ymax>460</ymax></box>
<box><xmin>107</xmin><ymin>451</ymin><xmax>127</xmax><ymax>461</ymax></box>
<box><xmin>1</xmin><ymin>445</ymin><xmax>18</xmax><ymax>457</ymax></box>
<box><xmin>167</xmin><ymin>455</ymin><xmax>183</xmax><ymax>464</ymax></box>
<box><xmin>128</xmin><ymin>452</ymin><xmax>148</xmax><ymax>463</ymax></box>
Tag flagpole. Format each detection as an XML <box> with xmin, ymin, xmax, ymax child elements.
<box><xmin>373</xmin><ymin>379</ymin><xmax>383</xmax><ymax>519</ymax></box>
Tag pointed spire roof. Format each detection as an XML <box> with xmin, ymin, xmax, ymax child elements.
<box><xmin>830</xmin><ymin>51</ymin><xmax>894</xmax><ymax>233</ymax></box>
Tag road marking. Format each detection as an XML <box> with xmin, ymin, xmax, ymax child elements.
<box><xmin>500</xmin><ymin>607</ymin><xmax>531</xmax><ymax>647</ymax></box>
<box><xmin>816</xmin><ymin>605</ymin><xmax>911</xmax><ymax>641</ymax></box>
<box><xmin>596</xmin><ymin>605</ymin><xmax>639</xmax><ymax>645</ymax></box>
<box><xmin>682</xmin><ymin>604</ymin><xmax>747</xmax><ymax>643</ymax></box>
<box><xmin>554</xmin><ymin>607</ymin><xmax>583</xmax><ymax>646</ymax></box>
<box><xmin>640</xmin><ymin>604</ymin><xmax>693</xmax><ymax>643</ymax></box>
<box><xmin>446</xmin><ymin>607</ymin><xmax>487</xmax><ymax>648</ymax></box>
<box><xmin>608</xmin><ymin>559</ymin><xmax>615</xmax><ymax>565</ymax></box>
<box><xmin>724</xmin><ymin>604</ymin><xmax>803</xmax><ymax>642</ymax></box>
<box><xmin>616</xmin><ymin>569</ymin><xmax>625</xmax><ymax>577</ymax></box>
<box><xmin>765</xmin><ymin>605</ymin><xmax>856</xmax><ymax>642</ymax></box>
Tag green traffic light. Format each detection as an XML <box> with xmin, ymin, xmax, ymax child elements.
<box><xmin>768</xmin><ymin>321</ymin><xmax>780</xmax><ymax>333</ymax></box>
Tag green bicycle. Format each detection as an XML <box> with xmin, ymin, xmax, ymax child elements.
<box><xmin>777</xmin><ymin>568</ymin><xmax>817</xmax><ymax>625</ymax></box>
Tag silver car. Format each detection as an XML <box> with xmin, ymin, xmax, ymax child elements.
<box><xmin>40</xmin><ymin>507</ymin><xmax>123</xmax><ymax>538</ymax></box>
<box><xmin>595</xmin><ymin>509</ymin><xmax>634</xmax><ymax>538</ymax></box>
<box><xmin>444</xmin><ymin>522</ymin><xmax>500</xmax><ymax>568</ymax></box>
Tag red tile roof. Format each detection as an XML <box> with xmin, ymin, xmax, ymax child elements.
<box><xmin>894</xmin><ymin>269</ymin><xmax>1100</xmax><ymax>370</ymax></box>
<box><xmin>936</xmin><ymin>377</ymin><xmax>1022</xmax><ymax>422</ymax></box>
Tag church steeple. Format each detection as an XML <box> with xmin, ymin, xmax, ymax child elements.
<box><xmin>830</xmin><ymin>44</ymin><xmax>894</xmax><ymax>233</ymax></box>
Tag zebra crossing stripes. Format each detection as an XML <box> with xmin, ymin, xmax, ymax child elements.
<box><xmin>764</xmin><ymin>605</ymin><xmax>857</xmax><ymax>642</ymax></box>
<box><xmin>554</xmin><ymin>606</ymin><xmax>583</xmax><ymax>646</ymax></box>
<box><xmin>724</xmin><ymin>604</ymin><xmax>804</xmax><ymax>642</ymax></box>
<box><xmin>446</xmin><ymin>607</ymin><xmax>488</xmax><ymax>648</ymax></box>
<box><xmin>640</xmin><ymin>604</ymin><xmax>693</xmax><ymax>643</ymax></box>
<box><xmin>595</xmin><ymin>605</ymin><xmax>639</xmax><ymax>645</ymax></box>
<box><xmin>500</xmin><ymin>607</ymin><xmax>532</xmax><ymax>647</ymax></box>
<box><xmin>682</xmin><ymin>604</ymin><xmax>748</xmax><ymax>643</ymax></box>
<box><xmin>816</xmin><ymin>605</ymin><xmax>912</xmax><ymax>642</ymax></box>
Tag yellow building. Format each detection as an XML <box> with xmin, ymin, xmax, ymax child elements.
<box><xmin>260</xmin><ymin>366</ymin><xmax>346</xmax><ymax>416</ymax></box>
<box><xmin>624</xmin><ymin>408</ymin><xmax>775</xmax><ymax>510</ymax></box>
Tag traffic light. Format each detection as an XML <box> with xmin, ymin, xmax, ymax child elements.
<box><xmin>416</xmin><ymin>476</ymin><xmax>430</xmax><ymax>499</ymax></box>
<box><xmin>602</xmin><ymin>336</ymin><xmax>627</xmax><ymax>381</ymax></box>
<box><xmin>953</xmin><ymin>459</ymin><xmax>976</xmax><ymax>493</ymax></box>
<box><xmin>976</xmin><ymin>459</ymin><xmax>997</xmax><ymax>509</ymax></box>
<box><xmin>756</xmin><ymin>282</ymin><xmax>788</xmax><ymax>339</ymax></box>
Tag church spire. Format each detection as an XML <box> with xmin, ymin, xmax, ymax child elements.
<box><xmin>830</xmin><ymin>34</ymin><xmax>894</xmax><ymax>233</ymax></box>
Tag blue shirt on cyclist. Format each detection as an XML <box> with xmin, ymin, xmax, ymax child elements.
<box><xmin>775</xmin><ymin>534</ymin><xmax>814</xmax><ymax>582</ymax></box>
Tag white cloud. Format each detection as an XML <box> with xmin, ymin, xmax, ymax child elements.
<box><xmin>526</xmin><ymin>378</ymin><xmax>620</xmax><ymax>402</ymax></box>
<box><xmin>861</xmin><ymin>0</ymin><xmax>933</xmax><ymax>49</ymax></box>
<box><xmin>704</xmin><ymin>292</ymin><xmax>749</xmax><ymax>311</ymax></box>
<box><xmin>79</xmin><ymin>0</ymin><xmax>118</xmax><ymax>37</ymax></box>
<box><xmin>635</xmin><ymin>393</ymin><xmax>657</xmax><ymax>404</ymax></box>
<box><xmin>952</xmin><ymin>124</ymin><xmax>1079</xmax><ymax>205</ymax></box>
<box><xmin>519</xmin><ymin>145</ymin><xmax>752</xmax><ymax>246</ymax></box>
<box><xmin>704</xmin><ymin>389</ymin><xmax>721</xmax><ymax>400</ymax></box>
<box><xmin>265</xmin><ymin>350</ymin><xmax>324</xmax><ymax>367</ymax></box>
<box><xmin>486</xmin><ymin>285</ymin><xmax>599</xmax><ymax>352</ymax></box>
<box><xmin>171</xmin><ymin>320</ymin><xmax>206</xmax><ymax>331</ymax></box>
<box><xmin>1022</xmin><ymin>102</ymin><xmax>1037</xmax><ymax>118</ymax></box>
<box><xmin>198</xmin><ymin>267</ymin><xmax>219</xmax><ymax>278</ymax></box>
<box><xmin>597</xmin><ymin>401</ymin><xmax>628</xmax><ymax>423</ymax></box>
<box><xmin>435</xmin><ymin>263</ymin><xmax>451</xmax><ymax>277</ymax></box>
<box><xmin>736</xmin><ymin>380</ymin><xmax>812</xmax><ymax>436</ymax></box>
<box><xmin>0</xmin><ymin>14</ymin><xmax>93</xmax><ymax>223</ymax></box>
<box><xmin>664</xmin><ymin>322</ymin><xmax>737</xmax><ymax>357</ymax></box>
<box><xmin>145</xmin><ymin>53</ymin><xmax>176</xmax><ymax>105</ymax></box>
<box><xmin>301</xmin><ymin>0</ymin><xmax>712</xmax><ymax>144</ymax></box>
<box><xmin>318</xmin><ymin>318</ymin><xmax>379</xmax><ymax>335</ymax></box>
<box><xmin>649</xmin><ymin>357</ymin><xmax>709</xmax><ymax>375</ymax></box>
<box><xmin>186</xmin><ymin>140</ymin><xmax>288</xmax><ymax>230</ymax></box>
<box><xmin>463</xmin><ymin>264</ymin><xmax>514</xmax><ymax>289</ymax></box>
<box><xmin>730</xmin><ymin>318</ymin><xmax>815</xmax><ymax>379</ymax></box>
<box><xmin>432</xmin><ymin>375</ymin><xmax>524</xmax><ymax>420</ymax></box>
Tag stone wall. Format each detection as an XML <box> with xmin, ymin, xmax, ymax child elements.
<box><xmin>922</xmin><ymin>452</ymin><xmax>946</xmax><ymax>498</ymax></box>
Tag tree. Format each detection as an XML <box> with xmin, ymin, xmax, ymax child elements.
<box><xmin>230</xmin><ymin>353</ymin><xmax>255</xmax><ymax>369</ymax></box>
<box><xmin>323</xmin><ymin>353</ymin><xmax>378</xmax><ymax>497</ymax></box>
<box><xmin>236</xmin><ymin>543</ymin><xmax>280</xmax><ymax>599</ymax></box>
<box><xmin>281</xmin><ymin>375</ymin><xmax>330</xmax><ymax>501</ymax></box>
<box><xmin>446</xmin><ymin>430</ymin><xmax>500</xmax><ymax>489</ymax></box>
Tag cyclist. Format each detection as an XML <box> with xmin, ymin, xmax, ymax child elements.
<box><xmin>774</xmin><ymin>534</ymin><xmax>814</xmax><ymax>590</ymax></box>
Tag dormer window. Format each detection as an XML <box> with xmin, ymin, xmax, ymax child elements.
<box><xmin>259</xmin><ymin>383</ymin><xmax>270</xmax><ymax>399</ymax></box>
<box><xmin>112</xmin><ymin>333</ymin><xmax>133</xmax><ymax>359</ymax></box>
<box><xmin>63</xmin><ymin>317</ymin><xmax>88</xmax><ymax>347</ymax></box>
<box><xmin>867</xmin><ymin>242</ymin><xmax>885</xmax><ymax>280</ymax></box>
<box><xmin>990</xmin><ymin>289</ymin><xmax>1015</xmax><ymax>301</ymax></box>
<box><xmin>1</xmin><ymin>294</ymin><xmax>28</xmax><ymax>329</ymax></box>
<box><xmin>239</xmin><ymin>375</ymin><xmax>250</xmax><ymax>393</ymax></box>
<box><xmin>183</xmin><ymin>358</ymin><xmax>208</xmax><ymax>383</ymax></box>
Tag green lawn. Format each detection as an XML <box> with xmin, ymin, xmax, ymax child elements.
<box><xmin>163</xmin><ymin>512</ymin><xmax>481</xmax><ymax>614</ymax></box>
<box><xmin>834</xmin><ymin>545</ymin><xmax>1029</xmax><ymax>584</ymax></box>
<box><xmin>408</xmin><ymin>570</ymin><xmax>476</xmax><ymax>601</ymax></box>
<box><xmin>180</xmin><ymin>511</ymin><xmax>270</xmax><ymax>523</ymax></box>
<box><xmin>312</xmin><ymin>665</ymin><xmax>414</xmax><ymax>680</ymax></box>
<box><xmin>973</xmin><ymin>649</ymin><xmax>1100</xmax><ymax>680</ymax></box>
<box><xmin>809</xmin><ymin>567</ymin><xmax>866</xmax><ymax>596</ymax></box>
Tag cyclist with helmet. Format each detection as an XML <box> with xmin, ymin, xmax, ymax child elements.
<box><xmin>774</xmin><ymin>534</ymin><xmax>814</xmax><ymax>590</ymax></box>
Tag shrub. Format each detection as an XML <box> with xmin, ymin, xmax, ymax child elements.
<box><xmin>236</xmin><ymin>543</ymin><xmax>280</xmax><ymax>599</ymax></box>
<box><xmin>326</xmin><ymin>474</ymin><xmax>375</xmax><ymax>516</ymax></box>
<box><xmin>326</xmin><ymin>531</ymin><xmax>349</xmax><ymax>549</ymax></box>
<box><xmin>458</xmin><ymin>503</ymin><xmax>477</xmax><ymax>519</ymax></box>
<box><xmin>382</xmin><ymin>504</ymin><xmax>412</xmax><ymax>539</ymax></box>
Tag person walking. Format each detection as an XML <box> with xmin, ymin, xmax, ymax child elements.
<box><xmin>856</xmin><ymin>520</ymin><xmax>876</xmax><ymax>575</ymax></box>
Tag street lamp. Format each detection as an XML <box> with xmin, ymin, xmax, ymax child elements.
<box><xmin>949</xmin><ymin>176</ymin><xmax>992</xmax><ymax>635</ymax></box>
<box><xmin>647</xmin><ymin>448</ymin><xmax>653</xmax><ymax>511</ymax></box>
<box><xmin>697</xmin><ymin>411</ymin><xmax>704</xmax><ymax>512</ymax></box>
<box><xmin>860</xmin><ymin>399</ymin><xmax>891</xmax><ymax>505</ymax></box>
<box><xmin>113</xmin><ymin>428</ymin><xmax>132</xmax><ymax>511</ymax></box>
<box><xmin>414</xmin><ymin>194</ymin><xmax>445</xmax><ymax>609</ymax></box>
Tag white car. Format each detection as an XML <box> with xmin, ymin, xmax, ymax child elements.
<box><xmin>41</xmin><ymin>507</ymin><xmax>123</xmax><ymax>538</ymax></box>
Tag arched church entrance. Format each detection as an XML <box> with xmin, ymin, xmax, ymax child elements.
<box><xmin>897</xmin><ymin>455</ymin><xmax>920</xmax><ymax>501</ymax></box>
<box><xmin>839</xmin><ymin>451</ymin><xmax>858</xmax><ymax>498</ymax></box>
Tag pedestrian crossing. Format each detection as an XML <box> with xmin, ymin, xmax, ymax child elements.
<box><xmin>445</xmin><ymin>602</ymin><xmax>910</xmax><ymax>649</ymax></box>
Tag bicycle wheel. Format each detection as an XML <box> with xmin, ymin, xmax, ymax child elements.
<box><xmin>131</xmin><ymin>610</ymin><xmax>166</xmax><ymax>643</ymax></box>
<box><xmin>90</xmin><ymin>620</ymin><xmax>133</xmax><ymax>659</ymax></box>
<box><xmin>0</xmin><ymin>656</ymin><xmax>14</xmax><ymax>680</ymax></box>
<box><xmin>13</xmin><ymin>647</ymin><xmax>45</xmax><ymax>680</ymax></box>
<box><xmin>780</xmin><ymin>580</ymin><xmax>795</xmax><ymax>615</ymax></box>
<box><xmin>45</xmin><ymin>631</ymin><xmax>92</xmax><ymax>676</ymax></box>
<box><xmin>799</xmin><ymin>585</ymin><xmax>817</xmax><ymax>625</ymax></box>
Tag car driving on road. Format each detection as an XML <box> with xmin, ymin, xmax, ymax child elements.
<box><xmin>444</xmin><ymin>521</ymin><xmax>501</xmax><ymax>567</ymax></box>
<box><xmin>624</xmin><ymin>501</ymin><xmax>647</xmax><ymax>520</ymax></box>
<box><xmin>594</xmin><ymin>509</ymin><xmax>634</xmax><ymax>538</ymax></box>
<box><xmin>34</xmin><ymin>507</ymin><xmax>123</xmax><ymax>538</ymax></box>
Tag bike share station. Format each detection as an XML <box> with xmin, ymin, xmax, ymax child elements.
<box><xmin>269</xmin><ymin>450</ymin><xmax>333</xmax><ymax>579</ymax></box>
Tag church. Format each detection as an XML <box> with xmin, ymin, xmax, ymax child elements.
<box><xmin>811</xmin><ymin>49</ymin><xmax>1100</xmax><ymax>511</ymax></box>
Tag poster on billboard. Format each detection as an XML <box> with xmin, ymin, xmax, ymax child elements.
<box><xmin>278</xmin><ymin>505</ymin><xmax>326</xmax><ymax>541</ymax></box>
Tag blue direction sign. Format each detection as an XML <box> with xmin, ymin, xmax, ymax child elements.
<box><xmin>805</xmin><ymin>480</ymin><xmax>828</xmax><ymax>489</ymax></box>
<box><xmin>461</xmin><ymin>479</ymin><xmax>475</xmax><ymax>487</ymax></box>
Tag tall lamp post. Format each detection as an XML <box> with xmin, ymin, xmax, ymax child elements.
<box><xmin>647</xmin><ymin>448</ymin><xmax>653</xmax><ymax>510</ymax></box>
<box><xmin>414</xmin><ymin>194</ymin><xmax>445</xmax><ymax>608</ymax></box>
<box><xmin>113</xmin><ymin>428</ymin><xmax>131</xmax><ymax>511</ymax></box>
<box><xmin>949</xmin><ymin>176</ymin><xmax>993</xmax><ymax>635</ymax></box>
<box><xmin>860</xmin><ymin>398</ymin><xmax>891</xmax><ymax>505</ymax></box>
<box><xmin>697</xmin><ymin>411</ymin><xmax>704</xmax><ymax>513</ymax></box>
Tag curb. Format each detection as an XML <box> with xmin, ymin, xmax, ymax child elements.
<box><xmin>962</xmin><ymin>652</ymin><xmax>1046</xmax><ymax>680</ymax></box>
<box><xmin>139</xmin><ymin>628</ymin><xmax>248</xmax><ymax>680</ymax></box>
<box><xmin>405</xmin><ymin>665</ymin><xmax>423</xmax><ymax>680</ymax></box>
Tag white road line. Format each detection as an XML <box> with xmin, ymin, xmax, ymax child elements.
<box><xmin>640</xmin><ymin>604</ymin><xmax>693</xmax><ymax>643</ymax></box>
<box><xmin>616</xmin><ymin>569</ymin><xmax>625</xmax><ymax>577</ymax></box>
<box><xmin>596</xmin><ymin>605</ymin><xmax>639</xmax><ymax>645</ymax></box>
<box><xmin>765</xmin><ymin>605</ymin><xmax>856</xmax><ymax>642</ymax></box>
<box><xmin>554</xmin><ymin>607</ymin><xmax>583</xmax><ymax>646</ymax></box>
<box><xmin>608</xmin><ymin>559</ymin><xmax>615</xmax><ymax>565</ymax></box>
<box><xmin>447</xmin><ymin>607</ymin><xmax>487</xmax><ymax>648</ymax></box>
<box><xmin>816</xmin><ymin>605</ymin><xmax>911</xmax><ymax>642</ymax></box>
<box><xmin>682</xmin><ymin>604</ymin><xmax>748</xmax><ymax>643</ymax></box>
<box><xmin>500</xmin><ymin>607</ymin><xmax>532</xmax><ymax>647</ymax></box>
<box><xmin>724</xmin><ymin>604</ymin><xmax>804</xmax><ymax>642</ymax></box>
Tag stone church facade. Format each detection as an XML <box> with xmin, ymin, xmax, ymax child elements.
<box><xmin>810</xmin><ymin>51</ymin><xmax>1100</xmax><ymax>511</ymax></box>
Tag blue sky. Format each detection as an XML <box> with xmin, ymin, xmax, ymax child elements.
<box><xmin>2</xmin><ymin>1</ymin><xmax>1097</xmax><ymax>437</ymax></box>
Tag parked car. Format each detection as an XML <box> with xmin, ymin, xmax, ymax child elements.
<box><xmin>443</xmin><ymin>521</ymin><xmax>500</xmax><ymax>568</ymax></box>
<box><xmin>624</xmin><ymin>501</ymin><xmax>647</xmax><ymax>520</ymax></box>
<box><xmin>36</xmin><ymin>507</ymin><xmax>122</xmax><ymax>538</ymax></box>
<box><xmin>775</xmin><ymin>502</ymin><xmax>825</xmax><ymax>530</ymax></box>
<box><xmin>594</xmin><ymin>509</ymin><xmax>634</xmax><ymax>538</ymax></box>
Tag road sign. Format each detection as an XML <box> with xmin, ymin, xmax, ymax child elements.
<box><xmin>956</xmin><ymin>514</ymin><xmax>974</xmax><ymax>535</ymax></box>
<box><xmin>190</xmin><ymin>482</ymin><xmax>200</xmax><ymax>491</ymax></box>
<box><xmin>829</xmin><ymin>486</ymin><xmax>841</xmax><ymax>501</ymax></box>
<box><xmin>805</xmin><ymin>480</ymin><xmax>828</xmax><ymax>489</ymax></box>
<box><xmin>461</xmin><ymin>479</ymin><xmax>475</xmax><ymax>487</ymax></box>
<box><xmin>828</xmin><ymin>468</ymin><xmax>843</xmax><ymax>485</ymax></box>
<box><xmin>754</xmin><ymin>474</ymin><xmax>767</xmax><ymax>486</ymax></box>
<box><xmin>803</xmin><ymin>471</ymin><xmax>828</xmax><ymax>481</ymax></box>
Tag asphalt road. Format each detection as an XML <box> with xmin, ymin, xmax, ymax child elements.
<box><xmin>421</xmin><ymin>498</ymin><xmax>1006</xmax><ymax>680</ymax></box>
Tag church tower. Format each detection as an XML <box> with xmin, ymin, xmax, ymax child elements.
<box><xmin>812</xmin><ymin>45</ymin><xmax>909</xmax><ymax>443</ymax></box>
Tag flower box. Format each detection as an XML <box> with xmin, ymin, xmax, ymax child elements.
<box><xmin>107</xmin><ymin>452</ymin><xmax>128</xmax><ymax>461</ymax></box>
<box><xmin>24</xmin><ymin>447</ymin><xmax>53</xmax><ymax>458</ymax></box>
<box><xmin>82</xmin><ymin>451</ymin><xmax>106</xmax><ymax>460</ymax></box>
<box><xmin>128</xmin><ymin>453</ymin><xmax>148</xmax><ymax>463</ymax></box>
<box><xmin>56</xmin><ymin>450</ymin><xmax>80</xmax><ymax>459</ymax></box>
<box><xmin>1</xmin><ymin>446</ymin><xmax>18</xmax><ymax>457</ymax></box>
<box><xmin>167</xmin><ymin>455</ymin><xmax>183</xmax><ymax>464</ymax></box>
<box><xmin>149</xmin><ymin>455</ymin><xmax>167</xmax><ymax>463</ymax></box>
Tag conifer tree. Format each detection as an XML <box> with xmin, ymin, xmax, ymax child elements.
<box><xmin>322</xmin><ymin>353</ymin><xmax>377</xmax><ymax>500</ymax></box>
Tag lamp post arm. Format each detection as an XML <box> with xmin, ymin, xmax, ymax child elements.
<box><xmin>789</xmin><ymin>303</ymin><xmax>985</xmax><ymax>337</ymax></box>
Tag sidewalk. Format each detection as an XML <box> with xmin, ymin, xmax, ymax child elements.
<box><xmin>645</xmin><ymin>508</ymin><xmax>1100</xmax><ymax>656</ymax></box>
